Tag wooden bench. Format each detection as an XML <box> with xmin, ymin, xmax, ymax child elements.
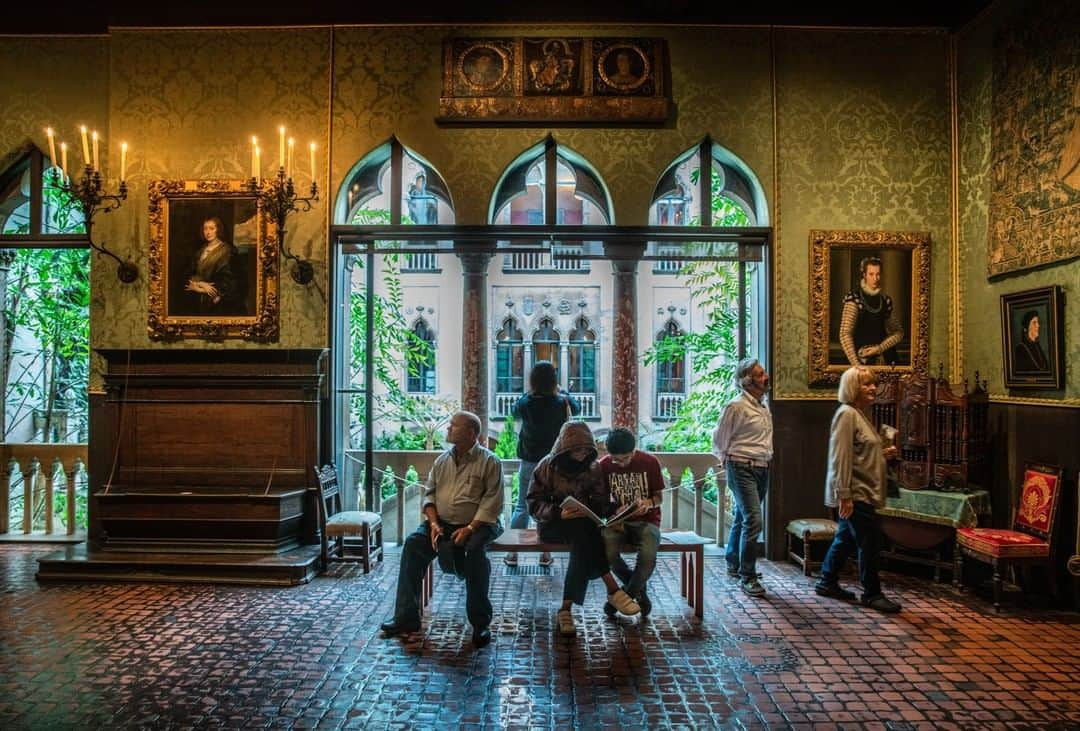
<box><xmin>421</xmin><ymin>527</ymin><xmax>708</xmax><ymax>620</ymax></box>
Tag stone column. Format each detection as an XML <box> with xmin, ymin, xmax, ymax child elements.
<box><xmin>605</xmin><ymin>241</ymin><xmax>645</xmax><ymax>431</ymax></box>
<box><xmin>456</xmin><ymin>247</ymin><xmax>494</xmax><ymax>435</ymax></box>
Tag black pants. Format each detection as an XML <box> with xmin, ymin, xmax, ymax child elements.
<box><xmin>819</xmin><ymin>501</ymin><xmax>883</xmax><ymax>599</ymax></box>
<box><xmin>539</xmin><ymin>517</ymin><xmax>609</xmax><ymax>606</ymax></box>
<box><xmin>392</xmin><ymin>521</ymin><xmax>497</xmax><ymax>628</ymax></box>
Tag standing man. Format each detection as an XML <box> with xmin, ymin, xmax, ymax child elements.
<box><xmin>712</xmin><ymin>358</ymin><xmax>774</xmax><ymax>598</ymax></box>
<box><xmin>599</xmin><ymin>427</ymin><xmax>665</xmax><ymax>618</ymax></box>
<box><xmin>839</xmin><ymin>256</ymin><xmax>903</xmax><ymax>366</ymax></box>
<box><xmin>380</xmin><ymin>411</ymin><xmax>503</xmax><ymax>649</ymax></box>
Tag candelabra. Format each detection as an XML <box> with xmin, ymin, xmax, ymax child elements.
<box><xmin>248</xmin><ymin>167</ymin><xmax>318</xmax><ymax>285</ymax></box>
<box><xmin>52</xmin><ymin>166</ymin><xmax>138</xmax><ymax>283</ymax></box>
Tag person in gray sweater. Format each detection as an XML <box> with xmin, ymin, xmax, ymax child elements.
<box><xmin>814</xmin><ymin>366</ymin><xmax>902</xmax><ymax>613</ymax></box>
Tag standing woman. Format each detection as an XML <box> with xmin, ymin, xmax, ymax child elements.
<box><xmin>505</xmin><ymin>360</ymin><xmax>581</xmax><ymax>567</ymax></box>
<box><xmin>814</xmin><ymin>366</ymin><xmax>903</xmax><ymax>613</ymax></box>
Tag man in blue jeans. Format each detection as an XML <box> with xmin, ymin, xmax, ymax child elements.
<box><xmin>712</xmin><ymin>358</ymin><xmax>774</xmax><ymax>597</ymax></box>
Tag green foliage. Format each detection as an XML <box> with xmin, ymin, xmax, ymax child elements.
<box><xmin>3</xmin><ymin>248</ymin><xmax>90</xmax><ymax>442</ymax></box>
<box><xmin>508</xmin><ymin>471</ymin><xmax>520</xmax><ymax>505</ymax></box>
<box><xmin>642</xmin><ymin>170</ymin><xmax>754</xmax><ymax>453</ymax></box>
<box><xmin>493</xmin><ymin>417</ymin><xmax>518</xmax><ymax>459</ymax></box>
<box><xmin>375</xmin><ymin>425</ymin><xmax>429</xmax><ymax>450</ymax></box>
<box><xmin>379</xmin><ymin>465</ymin><xmax>398</xmax><ymax>500</ymax></box>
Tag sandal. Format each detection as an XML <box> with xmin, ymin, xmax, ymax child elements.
<box><xmin>556</xmin><ymin>608</ymin><xmax>576</xmax><ymax>637</ymax></box>
<box><xmin>537</xmin><ymin>552</ymin><xmax>554</xmax><ymax>567</ymax></box>
<box><xmin>502</xmin><ymin>552</ymin><xmax>518</xmax><ymax>567</ymax></box>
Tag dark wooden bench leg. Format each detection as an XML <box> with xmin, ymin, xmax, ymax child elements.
<box><xmin>360</xmin><ymin>525</ymin><xmax>371</xmax><ymax>574</ymax></box>
<box><xmin>680</xmin><ymin>552</ymin><xmax>689</xmax><ymax>601</ymax></box>
<box><xmin>692</xmin><ymin>545</ymin><xmax>704</xmax><ymax>620</ymax></box>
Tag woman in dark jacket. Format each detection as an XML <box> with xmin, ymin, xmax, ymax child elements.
<box><xmin>527</xmin><ymin>421</ymin><xmax>640</xmax><ymax>637</ymax></box>
<box><xmin>505</xmin><ymin>361</ymin><xmax>580</xmax><ymax>567</ymax></box>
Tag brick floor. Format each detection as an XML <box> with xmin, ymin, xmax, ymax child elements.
<box><xmin>1</xmin><ymin>544</ymin><xmax>1078</xmax><ymax>730</ymax></box>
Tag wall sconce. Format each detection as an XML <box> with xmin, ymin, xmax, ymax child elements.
<box><xmin>45</xmin><ymin>126</ymin><xmax>138</xmax><ymax>283</ymax></box>
<box><xmin>247</xmin><ymin>128</ymin><xmax>318</xmax><ymax>285</ymax></box>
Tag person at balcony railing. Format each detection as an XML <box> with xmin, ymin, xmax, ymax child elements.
<box><xmin>528</xmin><ymin>421</ymin><xmax>640</xmax><ymax>638</ymax></box>
<box><xmin>505</xmin><ymin>360</ymin><xmax>581</xmax><ymax>568</ymax></box>
<box><xmin>814</xmin><ymin>366</ymin><xmax>902</xmax><ymax>614</ymax></box>
<box><xmin>380</xmin><ymin>411</ymin><xmax>504</xmax><ymax>649</ymax></box>
<box><xmin>712</xmin><ymin>357</ymin><xmax>773</xmax><ymax>599</ymax></box>
<box><xmin>599</xmin><ymin>428</ymin><xmax>664</xmax><ymax>619</ymax></box>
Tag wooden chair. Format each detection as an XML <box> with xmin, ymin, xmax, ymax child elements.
<box><xmin>314</xmin><ymin>464</ymin><xmax>384</xmax><ymax>574</ymax></box>
<box><xmin>785</xmin><ymin>518</ymin><xmax>838</xmax><ymax>576</ymax></box>
<box><xmin>954</xmin><ymin>462</ymin><xmax>1063</xmax><ymax>611</ymax></box>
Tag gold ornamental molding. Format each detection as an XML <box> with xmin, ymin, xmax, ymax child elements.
<box><xmin>437</xmin><ymin>36</ymin><xmax>670</xmax><ymax>124</ymax></box>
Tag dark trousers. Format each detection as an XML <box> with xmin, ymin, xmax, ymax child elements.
<box><xmin>539</xmin><ymin>517</ymin><xmax>609</xmax><ymax>606</ymax></box>
<box><xmin>819</xmin><ymin>501</ymin><xmax>883</xmax><ymax>599</ymax></box>
<box><xmin>392</xmin><ymin>521</ymin><xmax>497</xmax><ymax>628</ymax></box>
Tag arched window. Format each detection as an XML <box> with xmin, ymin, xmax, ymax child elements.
<box><xmin>490</xmin><ymin>136</ymin><xmax>610</xmax><ymax>272</ymax></box>
<box><xmin>649</xmin><ymin>137</ymin><xmax>765</xmax><ymax>228</ymax></box>
<box><xmin>567</xmin><ymin>317</ymin><xmax>596</xmax><ymax>395</ymax></box>
<box><xmin>336</xmin><ymin>137</ymin><xmax>453</xmax><ymax>271</ymax></box>
<box><xmin>406</xmin><ymin>318</ymin><xmax>436</xmax><ymax>394</ymax></box>
<box><xmin>495</xmin><ymin>318</ymin><xmax>524</xmax><ymax>393</ymax></box>
<box><xmin>532</xmin><ymin>318</ymin><xmax>560</xmax><ymax>370</ymax></box>
<box><xmin>655</xmin><ymin>320</ymin><xmax>686</xmax><ymax>420</ymax></box>
<box><xmin>0</xmin><ymin>146</ymin><xmax>86</xmax><ymax>237</ymax></box>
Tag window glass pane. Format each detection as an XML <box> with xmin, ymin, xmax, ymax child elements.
<box><xmin>0</xmin><ymin>160</ymin><xmax>31</xmax><ymax>234</ymax></box>
<box><xmin>42</xmin><ymin>169</ymin><xmax>86</xmax><ymax>235</ymax></box>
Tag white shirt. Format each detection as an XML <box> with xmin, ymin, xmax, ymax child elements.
<box><xmin>712</xmin><ymin>390</ymin><xmax>774</xmax><ymax>464</ymax></box>
<box><xmin>422</xmin><ymin>442</ymin><xmax>504</xmax><ymax>525</ymax></box>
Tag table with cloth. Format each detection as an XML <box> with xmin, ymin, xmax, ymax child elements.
<box><xmin>878</xmin><ymin>487</ymin><xmax>992</xmax><ymax>581</ymax></box>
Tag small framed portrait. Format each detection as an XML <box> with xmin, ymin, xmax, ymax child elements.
<box><xmin>147</xmin><ymin>179</ymin><xmax>279</xmax><ymax>340</ymax></box>
<box><xmin>808</xmin><ymin>229</ymin><xmax>931</xmax><ymax>387</ymax></box>
<box><xmin>456</xmin><ymin>42</ymin><xmax>510</xmax><ymax>95</ymax></box>
<box><xmin>1000</xmin><ymin>285</ymin><xmax>1064</xmax><ymax>389</ymax></box>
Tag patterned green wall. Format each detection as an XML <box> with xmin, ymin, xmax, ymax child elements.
<box><xmin>773</xmin><ymin>30</ymin><xmax>953</xmax><ymax>397</ymax></box>
<box><xmin>2</xmin><ymin>25</ymin><xmax>971</xmax><ymax>399</ymax></box>
<box><xmin>958</xmin><ymin>1</ymin><xmax>1080</xmax><ymax>403</ymax></box>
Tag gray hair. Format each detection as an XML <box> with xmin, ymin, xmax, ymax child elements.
<box><xmin>734</xmin><ymin>357</ymin><xmax>760</xmax><ymax>389</ymax></box>
<box><xmin>454</xmin><ymin>410</ymin><xmax>482</xmax><ymax>436</ymax></box>
<box><xmin>837</xmin><ymin>366</ymin><xmax>875</xmax><ymax>405</ymax></box>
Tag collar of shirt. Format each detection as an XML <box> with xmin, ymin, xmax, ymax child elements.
<box><xmin>741</xmin><ymin>389</ymin><xmax>768</xmax><ymax>409</ymax></box>
<box><xmin>451</xmin><ymin>441</ymin><xmax>480</xmax><ymax>465</ymax></box>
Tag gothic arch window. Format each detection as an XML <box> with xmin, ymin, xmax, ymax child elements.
<box><xmin>0</xmin><ymin>145</ymin><xmax>86</xmax><ymax>238</ymax></box>
<box><xmin>495</xmin><ymin>318</ymin><xmax>524</xmax><ymax>393</ymax></box>
<box><xmin>567</xmin><ymin>316</ymin><xmax>596</xmax><ymax>395</ymax></box>
<box><xmin>532</xmin><ymin>317</ymin><xmax>561</xmax><ymax>370</ymax></box>
<box><xmin>406</xmin><ymin>318</ymin><xmax>436</xmax><ymax>394</ymax></box>
<box><xmin>335</xmin><ymin>138</ymin><xmax>453</xmax><ymax>271</ymax></box>
<box><xmin>655</xmin><ymin>319</ymin><xmax>686</xmax><ymax>395</ymax></box>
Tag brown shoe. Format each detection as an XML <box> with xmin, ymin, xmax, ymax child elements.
<box><xmin>538</xmin><ymin>552</ymin><xmax>554</xmax><ymax>567</ymax></box>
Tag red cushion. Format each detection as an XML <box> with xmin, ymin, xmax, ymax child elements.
<box><xmin>956</xmin><ymin>528</ymin><xmax>1050</xmax><ymax>558</ymax></box>
<box><xmin>1015</xmin><ymin>468</ymin><xmax>1059</xmax><ymax>535</ymax></box>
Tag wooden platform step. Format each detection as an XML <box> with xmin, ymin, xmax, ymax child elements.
<box><xmin>35</xmin><ymin>543</ymin><xmax>320</xmax><ymax>587</ymax></box>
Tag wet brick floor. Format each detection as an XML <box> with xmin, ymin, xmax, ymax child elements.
<box><xmin>1</xmin><ymin>544</ymin><xmax>1079</xmax><ymax>729</ymax></box>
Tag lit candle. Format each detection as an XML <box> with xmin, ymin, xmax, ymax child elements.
<box><xmin>79</xmin><ymin>125</ymin><xmax>90</xmax><ymax>168</ymax></box>
<box><xmin>255</xmin><ymin>146</ymin><xmax>261</xmax><ymax>184</ymax></box>
<box><xmin>60</xmin><ymin>142</ymin><xmax>68</xmax><ymax>181</ymax></box>
<box><xmin>120</xmin><ymin>142</ymin><xmax>128</xmax><ymax>183</ymax></box>
<box><xmin>287</xmin><ymin>137</ymin><xmax>294</xmax><ymax>180</ymax></box>
<box><xmin>309</xmin><ymin>142</ymin><xmax>317</xmax><ymax>187</ymax></box>
<box><xmin>278</xmin><ymin>125</ymin><xmax>285</xmax><ymax>171</ymax></box>
<box><xmin>250</xmin><ymin>136</ymin><xmax>258</xmax><ymax>180</ymax></box>
<box><xmin>92</xmin><ymin>130</ymin><xmax>100</xmax><ymax>172</ymax></box>
<box><xmin>46</xmin><ymin>127</ymin><xmax>57</xmax><ymax>171</ymax></box>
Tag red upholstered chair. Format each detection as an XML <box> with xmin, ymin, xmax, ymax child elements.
<box><xmin>954</xmin><ymin>462</ymin><xmax>1063</xmax><ymax>611</ymax></box>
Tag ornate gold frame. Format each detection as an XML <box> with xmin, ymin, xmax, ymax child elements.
<box><xmin>808</xmin><ymin>229</ymin><xmax>931</xmax><ymax>387</ymax></box>
<box><xmin>147</xmin><ymin>179</ymin><xmax>279</xmax><ymax>341</ymax></box>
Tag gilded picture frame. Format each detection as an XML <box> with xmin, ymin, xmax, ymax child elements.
<box><xmin>808</xmin><ymin>229</ymin><xmax>931</xmax><ymax>387</ymax></box>
<box><xmin>147</xmin><ymin>179</ymin><xmax>278</xmax><ymax>340</ymax></box>
<box><xmin>1000</xmin><ymin>285</ymin><xmax>1064</xmax><ymax>390</ymax></box>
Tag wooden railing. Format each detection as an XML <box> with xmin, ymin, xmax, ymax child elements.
<box><xmin>343</xmin><ymin>449</ymin><xmax>730</xmax><ymax>546</ymax></box>
<box><xmin>0</xmin><ymin>443</ymin><xmax>88</xmax><ymax>536</ymax></box>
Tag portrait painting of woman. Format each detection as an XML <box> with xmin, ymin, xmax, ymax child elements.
<box><xmin>185</xmin><ymin>216</ymin><xmax>242</xmax><ymax>315</ymax></box>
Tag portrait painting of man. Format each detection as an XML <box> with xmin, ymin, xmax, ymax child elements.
<box><xmin>827</xmin><ymin>248</ymin><xmax>913</xmax><ymax>367</ymax></box>
<box><xmin>1001</xmin><ymin>285</ymin><xmax>1064</xmax><ymax>389</ymax></box>
<box><xmin>597</xmin><ymin>43</ymin><xmax>649</xmax><ymax>92</ymax></box>
<box><xmin>459</xmin><ymin>45</ymin><xmax>508</xmax><ymax>93</ymax></box>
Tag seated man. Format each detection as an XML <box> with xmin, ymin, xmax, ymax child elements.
<box><xmin>599</xmin><ymin>428</ymin><xmax>665</xmax><ymax>618</ymax></box>
<box><xmin>380</xmin><ymin>411</ymin><xmax>504</xmax><ymax>649</ymax></box>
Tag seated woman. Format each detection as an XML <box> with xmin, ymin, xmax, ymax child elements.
<box><xmin>527</xmin><ymin>421</ymin><xmax>640</xmax><ymax>637</ymax></box>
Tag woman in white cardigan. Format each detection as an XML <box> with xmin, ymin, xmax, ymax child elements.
<box><xmin>814</xmin><ymin>366</ymin><xmax>902</xmax><ymax>613</ymax></box>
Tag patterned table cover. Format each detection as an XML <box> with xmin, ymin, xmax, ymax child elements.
<box><xmin>879</xmin><ymin>488</ymin><xmax>991</xmax><ymax>529</ymax></box>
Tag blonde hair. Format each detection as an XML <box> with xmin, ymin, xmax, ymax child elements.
<box><xmin>837</xmin><ymin>366</ymin><xmax>875</xmax><ymax>405</ymax></box>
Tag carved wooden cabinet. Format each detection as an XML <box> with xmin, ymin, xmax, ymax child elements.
<box><xmin>872</xmin><ymin>369</ymin><xmax>988</xmax><ymax>491</ymax></box>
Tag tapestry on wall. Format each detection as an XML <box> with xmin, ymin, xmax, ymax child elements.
<box><xmin>988</xmin><ymin>0</ymin><xmax>1080</xmax><ymax>277</ymax></box>
<box><xmin>436</xmin><ymin>37</ymin><xmax>670</xmax><ymax>124</ymax></box>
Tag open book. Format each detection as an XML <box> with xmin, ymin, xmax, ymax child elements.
<box><xmin>560</xmin><ymin>496</ymin><xmax>640</xmax><ymax>527</ymax></box>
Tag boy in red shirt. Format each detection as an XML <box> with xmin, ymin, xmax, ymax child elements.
<box><xmin>599</xmin><ymin>428</ymin><xmax>665</xmax><ymax>617</ymax></box>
